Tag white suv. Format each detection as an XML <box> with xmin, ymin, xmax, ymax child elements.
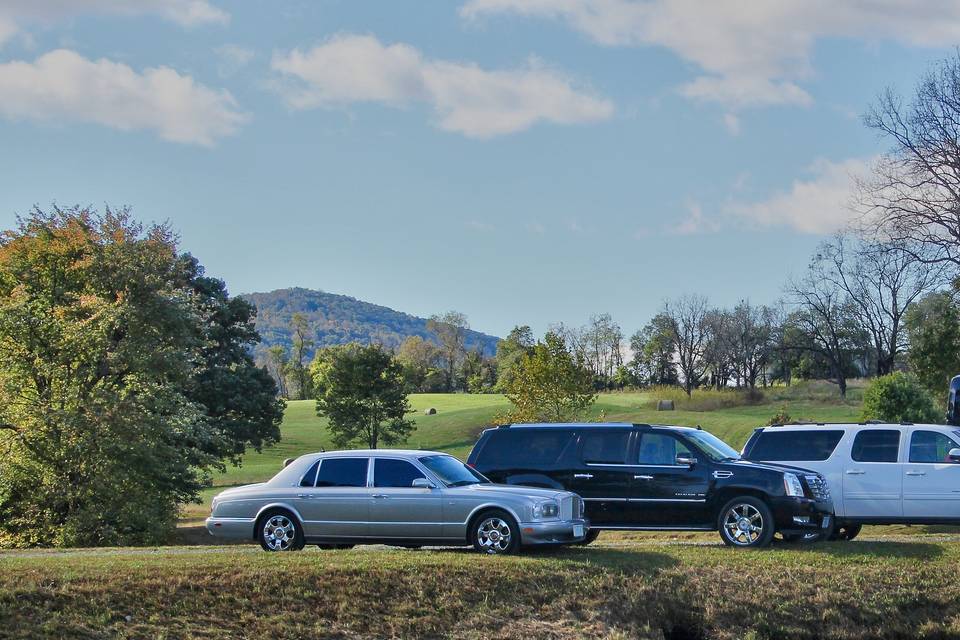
<box><xmin>741</xmin><ymin>423</ymin><xmax>960</xmax><ymax>540</ymax></box>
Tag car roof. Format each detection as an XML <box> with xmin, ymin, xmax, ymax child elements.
<box><xmin>306</xmin><ymin>449</ymin><xmax>449</xmax><ymax>458</ymax></box>
<box><xmin>499</xmin><ymin>422</ymin><xmax>702</xmax><ymax>432</ymax></box>
<box><xmin>760</xmin><ymin>422</ymin><xmax>948</xmax><ymax>430</ymax></box>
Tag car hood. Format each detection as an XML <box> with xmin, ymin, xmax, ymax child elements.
<box><xmin>454</xmin><ymin>483</ymin><xmax>569</xmax><ymax>501</ymax></box>
<box><xmin>722</xmin><ymin>459</ymin><xmax>821</xmax><ymax>476</ymax></box>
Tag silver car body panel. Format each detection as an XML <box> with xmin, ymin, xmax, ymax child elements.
<box><xmin>207</xmin><ymin>449</ymin><xmax>587</xmax><ymax>546</ymax></box>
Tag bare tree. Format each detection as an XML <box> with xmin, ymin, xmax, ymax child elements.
<box><xmin>815</xmin><ymin>234</ymin><xmax>946</xmax><ymax>376</ymax></box>
<box><xmin>727</xmin><ymin>301</ymin><xmax>775</xmax><ymax>390</ymax></box>
<box><xmin>786</xmin><ymin>267</ymin><xmax>867</xmax><ymax>398</ymax></box>
<box><xmin>859</xmin><ymin>52</ymin><xmax>960</xmax><ymax>268</ymax></box>
<box><xmin>426</xmin><ymin>311</ymin><xmax>468</xmax><ymax>391</ymax></box>
<box><xmin>662</xmin><ymin>294</ymin><xmax>711</xmax><ymax>396</ymax></box>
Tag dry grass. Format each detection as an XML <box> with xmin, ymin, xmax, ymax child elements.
<box><xmin>3</xmin><ymin>536</ymin><xmax>960</xmax><ymax>640</ymax></box>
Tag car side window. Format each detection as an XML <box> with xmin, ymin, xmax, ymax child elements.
<box><xmin>747</xmin><ymin>430</ymin><xmax>844</xmax><ymax>461</ymax></box>
<box><xmin>638</xmin><ymin>433</ymin><xmax>691</xmax><ymax>465</ymax></box>
<box><xmin>315</xmin><ymin>458</ymin><xmax>369</xmax><ymax>487</ymax></box>
<box><xmin>580</xmin><ymin>431</ymin><xmax>630</xmax><ymax>464</ymax></box>
<box><xmin>909</xmin><ymin>430</ymin><xmax>959</xmax><ymax>463</ymax></box>
<box><xmin>374</xmin><ymin>458</ymin><xmax>427</xmax><ymax>488</ymax></box>
<box><xmin>851</xmin><ymin>430</ymin><xmax>900</xmax><ymax>463</ymax></box>
<box><xmin>299</xmin><ymin>459</ymin><xmax>321</xmax><ymax>487</ymax></box>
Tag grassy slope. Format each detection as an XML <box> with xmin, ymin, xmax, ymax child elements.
<box><xmin>2</xmin><ymin>538</ymin><xmax>958</xmax><ymax>640</ymax></box>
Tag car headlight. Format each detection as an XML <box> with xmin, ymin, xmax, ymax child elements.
<box><xmin>783</xmin><ymin>473</ymin><xmax>805</xmax><ymax>497</ymax></box>
<box><xmin>533</xmin><ymin>500</ymin><xmax>559</xmax><ymax>519</ymax></box>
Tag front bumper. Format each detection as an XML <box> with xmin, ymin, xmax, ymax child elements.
<box><xmin>769</xmin><ymin>497</ymin><xmax>834</xmax><ymax>535</ymax></box>
<box><xmin>205</xmin><ymin>516</ymin><xmax>256</xmax><ymax>540</ymax></box>
<box><xmin>518</xmin><ymin>518</ymin><xmax>589</xmax><ymax>545</ymax></box>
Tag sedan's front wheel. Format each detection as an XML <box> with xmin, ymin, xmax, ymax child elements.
<box><xmin>258</xmin><ymin>510</ymin><xmax>305</xmax><ymax>552</ymax></box>
<box><xmin>471</xmin><ymin>509</ymin><xmax>520</xmax><ymax>555</ymax></box>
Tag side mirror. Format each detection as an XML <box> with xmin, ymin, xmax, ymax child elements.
<box><xmin>676</xmin><ymin>455</ymin><xmax>697</xmax><ymax>467</ymax></box>
<box><xmin>412</xmin><ymin>478</ymin><xmax>435</xmax><ymax>489</ymax></box>
<box><xmin>948</xmin><ymin>448</ymin><xmax>960</xmax><ymax>463</ymax></box>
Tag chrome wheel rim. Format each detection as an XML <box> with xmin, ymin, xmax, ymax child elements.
<box><xmin>723</xmin><ymin>503</ymin><xmax>763</xmax><ymax>546</ymax></box>
<box><xmin>477</xmin><ymin>517</ymin><xmax>512</xmax><ymax>554</ymax></box>
<box><xmin>263</xmin><ymin>515</ymin><xmax>296</xmax><ymax>551</ymax></box>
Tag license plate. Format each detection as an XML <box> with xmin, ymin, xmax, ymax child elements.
<box><xmin>822</xmin><ymin>516</ymin><xmax>832</xmax><ymax>529</ymax></box>
<box><xmin>573</xmin><ymin>524</ymin><xmax>585</xmax><ymax>538</ymax></box>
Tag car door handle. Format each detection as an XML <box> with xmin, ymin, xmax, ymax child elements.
<box><xmin>634</xmin><ymin>475</ymin><xmax>654</xmax><ymax>480</ymax></box>
<box><xmin>296</xmin><ymin>493</ymin><xmax>313</xmax><ymax>499</ymax></box>
<box><xmin>906</xmin><ymin>471</ymin><xmax>927</xmax><ymax>476</ymax></box>
<box><xmin>371</xmin><ymin>494</ymin><xmax>389</xmax><ymax>499</ymax></box>
<box><xmin>573</xmin><ymin>473</ymin><xmax>594</xmax><ymax>479</ymax></box>
<box><xmin>845</xmin><ymin>470</ymin><xmax>865</xmax><ymax>475</ymax></box>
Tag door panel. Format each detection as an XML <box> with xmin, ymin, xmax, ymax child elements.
<box><xmin>369</xmin><ymin>458</ymin><xmax>445</xmax><ymax>537</ymax></box>
<box><xmin>903</xmin><ymin>430</ymin><xmax>960</xmax><ymax>518</ymax></box>
<box><xmin>628</xmin><ymin>433</ymin><xmax>711</xmax><ymax>526</ymax></box>
<box><xmin>842</xmin><ymin>430</ymin><xmax>903</xmax><ymax>518</ymax></box>
<box><xmin>298</xmin><ymin>457</ymin><xmax>371</xmax><ymax>538</ymax></box>
<box><xmin>573</xmin><ymin>430</ymin><xmax>635</xmax><ymax>525</ymax></box>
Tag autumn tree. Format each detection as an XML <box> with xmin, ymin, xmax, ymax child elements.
<box><xmin>312</xmin><ymin>343</ymin><xmax>415</xmax><ymax>449</ymax></box>
<box><xmin>427</xmin><ymin>311</ymin><xmax>469</xmax><ymax>391</ymax></box>
<box><xmin>0</xmin><ymin>207</ymin><xmax>282</xmax><ymax>547</ymax></box>
<box><xmin>503</xmin><ymin>332</ymin><xmax>596</xmax><ymax>422</ymax></box>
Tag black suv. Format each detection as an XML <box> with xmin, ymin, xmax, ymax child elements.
<box><xmin>467</xmin><ymin>422</ymin><xmax>834</xmax><ymax>548</ymax></box>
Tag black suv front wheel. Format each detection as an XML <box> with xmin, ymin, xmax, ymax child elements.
<box><xmin>718</xmin><ymin>497</ymin><xmax>774</xmax><ymax>548</ymax></box>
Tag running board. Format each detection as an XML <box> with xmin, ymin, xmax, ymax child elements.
<box><xmin>595</xmin><ymin>525</ymin><xmax>714</xmax><ymax>531</ymax></box>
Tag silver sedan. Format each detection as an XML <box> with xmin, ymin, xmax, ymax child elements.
<box><xmin>206</xmin><ymin>450</ymin><xmax>589</xmax><ymax>554</ymax></box>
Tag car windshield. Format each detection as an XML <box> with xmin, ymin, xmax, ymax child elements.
<box><xmin>684</xmin><ymin>430</ymin><xmax>741</xmax><ymax>462</ymax></box>
<box><xmin>419</xmin><ymin>455</ymin><xmax>490</xmax><ymax>487</ymax></box>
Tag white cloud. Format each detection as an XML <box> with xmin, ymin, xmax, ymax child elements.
<box><xmin>0</xmin><ymin>49</ymin><xmax>247</xmax><ymax>145</ymax></box>
<box><xmin>667</xmin><ymin>201</ymin><xmax>720</xmax><ymax>235</ymax></box>
<box><xmin>0</xmin><ymin>1</ymin><xmax>227</xmax><ymax>45</ymax></box>
<box><xmin>461</xmin><ymin>0</ymin><xmax>960</xmax><ymax>109</ymax></box>
<box><xmin>722</xmin><ymin>112</ymin><xmax>740</xmax><ymax>136</ymax></box>
<box><xmin>214</xmin><ymin>44</ymin><xmax>254</xmax><ymax>77</ymax></box>
<box><xmin>270</xmin><ymin>34</ymin><xmax>613</xmax><ymax>138</ymax></box>
<box><xmin>725</xmin><ymin>157</ymin><xmax>874</xmax><ymax>234</ymax></box>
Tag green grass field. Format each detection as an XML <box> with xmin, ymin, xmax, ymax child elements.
<box><xmin>3</xmin><ymin>534</ymin><xmax>958</xmax><ymax>639</ymax></box>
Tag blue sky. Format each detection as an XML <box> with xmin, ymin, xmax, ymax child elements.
<box><xmin>0</xmin><ymin>1</ymin><xmax>958</xmax><ymax>339</ymax></box>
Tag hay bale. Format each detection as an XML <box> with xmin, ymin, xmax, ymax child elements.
<box><xmin>656</xmin><ymin>399</ymin><xmax>675</xmax><ymax>411</ymax></box>
<box><xmin>424</xmin><ymin>407</ymin><xmax>437</xmax><ymax>415</ymax></box>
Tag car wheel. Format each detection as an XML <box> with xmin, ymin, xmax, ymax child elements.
<box><xmin>718</xmin><ymin>497</ymin><xmax>775</xmax><ymax>548</ymax></box>
<box><xmin>830</xmin><ymin>522</ymin><xmax>862</xmax><ymax>541</ymax></box>
<box><xmin>471</xmin><ymin>509</ymin><xmax>520</xmax><ymax>555</ymax></box>
<box><xmin>258</xmin><ymin>510</ymin><xmax>305</xmax><ymax>552</ymax></box>
<box><xmin>576</xmin><ymin>529</ymin><xmax>601</xmax><ymax>546</ymax></box>
<box><xmin>317</xmin><ymin>544</ymin><xmax>355</xmax><ymax>550</ymax></box>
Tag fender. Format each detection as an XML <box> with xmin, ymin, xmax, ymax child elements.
<box><xmin>253</xmin><ymin>501</ymin><xmax>306</xmax><ymax>526</ymax></box>
<box><xmin>464</xmin><ymin>502</ymin><xmax>525</xmax><ymax>527</ymax></box>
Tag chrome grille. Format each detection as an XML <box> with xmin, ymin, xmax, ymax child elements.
<box><xmin>804</xmin><ymin>474</ymin><xmax>831</xmax><ymax>501</ymax></box>
<box><xmin>560</xmin><ymin>495</ymin><xmax>583</xmax><ymax>520</ymax></box>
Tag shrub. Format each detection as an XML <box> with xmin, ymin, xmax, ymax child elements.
<box><xmin>861</xmin><ymin>372</ymin><xmax>940</xmax><ymax>424</ymax></box>
<box><xmin>767</xmin><ymin>406</ymin><xmax>792</xmax><ymax>425</ymax></box>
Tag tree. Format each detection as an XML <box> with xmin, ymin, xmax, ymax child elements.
<box><xmin>0</xmin><ymin>207</ymin><xmax>282</xmax><ymax>547</ymax></box>
<box><xmin>427</xmin><ymin>311</ymin><xmax>468</xmax><ymax>391</ymax></box>
<box><xmin>786</xmin><ymin>267</ymin><xmax>868</xmax><ymax>398</ymax></box>
<box><xmin>727</xmin><ymin>301</ymin><xmax>775</xmax><ymax>389</ymax></box>
<box><xmin>862</xmin><ymin>372</ymin><xmax>940</xmax><ymax>424</ymax></box>
<box><xmin>312</xmin><ymin>343</ymin><xmax>415</xmax><ymax>449</ymax></box>
<box><xmin>266</xmin><ymin>345</ymin><xmax>290</xmax><ymax>398</ymax></box>
<box><xmin>628</xmin><ymin>314</ymin><xmax>677</xmax><ymax>386</ymax></box>
<box><xmin>494</xmin><ymin>325</ymin><xmax>535</xmax><ymax>392</ymax></box>
<box><xmin>813</xmin><ymin>235</ymin><xmax>945</xmax><ymax>376</ymax></box>
<box><xmin>289</xmin><ymin>312</ymin><xmax>314</xmax><ymax>400</ymax></box>
<box><xmin>395</xmin><ymin>335</ymin><xmax>444</xmax><ymax>393</ymax></box>
<box><xmin>503</xmin><ymin>332</ymin><xmax>596</xmax><ymax>422</ymax></box>
<box><xmin>860</xmin><ymin>52</ymin><xmax>960</xmax><ymax>268</ymax></box>
<box><xmin>662</xmin><ymin>294</ymin><xmax>711</xmax><ymax>396</ymax></box>
<box><xmin>460</xmin><ymin>348</ymin><xmax>497</xmax><ymax>393</ymax></box>
<box><xmin>905</xmin><ymin>291</ymin><xmax>960</xmax><ymax>396</ymax></box>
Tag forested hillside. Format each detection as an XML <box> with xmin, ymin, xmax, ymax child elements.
<box><xmin>242</xmin><ymin>288</ymin><xmax>499</xmax><ymax>360</ymax></box>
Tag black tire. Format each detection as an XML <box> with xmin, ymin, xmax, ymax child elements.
<box><xmin>470</xmin><ymin>509</ymin><xmax>520</xmax><ymax>555</ymax></box>
<box><xmin>577</xmin><ymin>529</ymin><xmax>601</xmax><ymax>546</ymax></box>
<box><xmin>830</xmin><ymin>522</ymin><xmax>862</xmax><ymax>541</ymax></box>
<box><xmin>317</xmin><ymin>544</ymin><xmax>355</xmax><ymax>550</ymax></box>
<box><xmin>257</xmin><ymin>509</ymin><xmax>305</xmax><ymax>552</ymax></box>
<box><xmin>717</xmin><ymin>496</ymin><xmax>775</xmax><ymax>548</ymax></box>
<box><xmin>780</xmin><ymin>532</ymin><xmax>822</xmax><ymax>543</ymax></box>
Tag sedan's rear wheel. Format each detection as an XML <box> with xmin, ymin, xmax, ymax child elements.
<box><xmin>471</xmin><ymin>509</ymin><xmax>519</xmax><ymax>555</ymax></box>
<box><xmin>258</xmin><ymin>510</ymin><xmax>304</xmax><ymax>552</ymax></box>
<box><xmin>718</xmin><ymin>497</ymin><xmax>775</xmax><ymax>548</ymax></box>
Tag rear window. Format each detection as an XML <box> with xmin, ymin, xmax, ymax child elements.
<box><xmin>748</xmin><ymin>430</ymin><xmax>844</xmax><ymax>462</ymax></box>
<box><xmin>852</xmin><ymin>430</ymin><xmax>900</xmax><ymax>463</ymax></box>
<box><xmin>315</xmin><ymin>458</ymin><xmax>369</xmax><ymax>487</ymax></box>
<box><xmin>477</xmin><ymin>430</ymin><xmax>574</xmax><ymax>468</ymax></box>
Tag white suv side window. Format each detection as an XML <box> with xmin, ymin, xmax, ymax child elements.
<box><xmin>909</xmin><ymin>430</ymin><xmax>959</xmax><ymax>463</ymax></box>
<box><xmin>851</xmin><ymin>430</ymin><xmax>900</xmax><ymax>463</ymax></box>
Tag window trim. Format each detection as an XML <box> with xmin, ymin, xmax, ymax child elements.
<box><xmin>908</xmin><ymin>429</ymin><xmax>960</xmax><ymax>464</ymax></box>
<box><xmin>851</xmin><ymin>429</ymin><xmax>902</xmax><ymax>464</ymax></box>
<box><xmin>313</xmin><ymin>456</ymin><xmax>371</xmax><ymax>488</ymax></box>
<box><xmin>373</xmin><ymin>457</ymin><xmax>428</xmax><ymax>489</ymax></box>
